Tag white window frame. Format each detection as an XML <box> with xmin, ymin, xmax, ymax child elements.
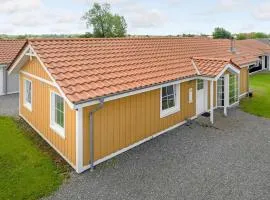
<box><xmin>160</xmin><ymin>84</ymin><xmax>180</xmax><ymax>118</ymax></box>
<box><xmin>229</xmin><ymin>74</ymin><xmax>239</xmax><ymax>105</ymax></box>
<box><xmin>50</xmin><ymin>91</ymin><xmax>65</xmax><ymax>138</ymax></box>
<box><xmin>23</xmin><ymin>78</ymin><xmax>32</xmax><ymax>111</ymax></box>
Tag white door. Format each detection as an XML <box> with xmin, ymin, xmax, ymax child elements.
<box><xmin>196</xmin><ymin>80</ymin><xmax>207</xmax><ymax>115</ymax></box>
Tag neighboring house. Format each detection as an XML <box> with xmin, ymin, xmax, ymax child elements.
<box><xmin>236</xmin><ymin>39</ymin><xmax>270</xmax><ymax>74</ymax></box>
<box><xmin>0</xmin><ymin>40</ymin><xmax>26</xmax><ymax>96</ymax></box>
<box><xmin>257</xmin><ymin>38</ymin><xmax>270</xmax><ymax>46</ymax></box>
<box><xmin>8</xmin><ymin>38</ymin><xmax>256</xmax><ymax>173</ymax></box>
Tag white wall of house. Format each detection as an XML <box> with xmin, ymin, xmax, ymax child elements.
<box><xmin>0</xmin><ymin>64</ymin><xmax>19</xmax><ymax>96</ymax></box>
<box><xmin>6</xmin><ymin>71</ymin><xmax>19</xmax><ymax>94</ymax></box>
<box><xmin>0</xmin><ymin>65</ymin><xmax>4</xmax><ymax>95</ymax></box>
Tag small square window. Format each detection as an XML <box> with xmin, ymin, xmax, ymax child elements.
<box><xmin>197</xmin><ymin>80</ymin><xmax>204</xmax><ymax>90</ymax></box>
<box><xmin>160</xmin><ymin>84</ymin><xmax>180</xmax><ymax>118</ymax></box>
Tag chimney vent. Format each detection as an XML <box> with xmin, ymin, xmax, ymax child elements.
<box><xmin>230</xmin><ymin>37</ymin><xmax>236</xmax><ymax>53</ymax></box>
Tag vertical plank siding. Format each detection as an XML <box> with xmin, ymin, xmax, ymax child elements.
<box><xmin>240</xmin><ymin>67</ymin><xmax>249</xmax><ymax>95</ymax></box>
<box><xmin>83</xmin><ymin>80</ymin><xmax>196</xmax><ymax>166</ymax></box>
<box><xmin>20</xmin><ymin>59</ymin><xmax>76</xmax><ymax>166</ymax></box>
<box><xmin>21</xmin><ymin>58</ymin><xmax>51</xmax><ymax>81</ymax></box>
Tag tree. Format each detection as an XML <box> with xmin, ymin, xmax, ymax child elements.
<box><xmin>252</xmin><ymin>32</ymin><xmax>268</xmax><ymax>39</ymax></box>
<box><xmin>82</xmin><ymin>3</ymin><xmax>127</xmax><ymax>38</ymax></box>
<box><xmin>236</xmin><ymin>33</ymin><xmax>247</xmax><ymax>40</ymax></box>
<box><xmin>212</xmin><ymin>27</ymin><xmax>232</xmax><ymax>39</ymax></box>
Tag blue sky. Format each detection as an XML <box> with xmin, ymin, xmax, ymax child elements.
<box><xmin>0</xmin><ymin>0</ymin><xmax>269</xmax><ymax>35</ymax></box>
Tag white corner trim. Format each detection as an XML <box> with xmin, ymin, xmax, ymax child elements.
<box><xmin>76</xmin><ymin>108</ymin><xmax>84</xmax><ymax>173</ymax></box>
<box><xmin>19</xmin><ymin>113</ymin><xmax>76</xmax><ymax>170</ymax></box>
<box><xmin>82</xmin><ymin>115</ymin><xmax>198</xmax><ymax>172</ymax></box>
<box><xmin>192</xmin><ymin>59</ymin><xmax>201</xmax><ymax>75</ymax></box>
<box><xmin>20</xmin><ymin>71</ymin><xmax>55</xmax><ymax>86</ymax></box>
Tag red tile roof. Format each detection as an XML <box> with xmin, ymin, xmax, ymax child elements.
<box><xmin>236</xmin><ymin>39</ymin><xmax>270</xmax><ymax>55</ymax></box>
<box><xmin>0</xmin><ymin>40</ymin><xmax>26</xmax><ymax>65</ymax></box>
<box><xmin>193</xmin><ymin>57</ymin><xmax>231</xmax><ymax>77</ymax></box>
<box><xmin>18</xmin><ymin>38</ymin><xmax>258</xmax><ymax>104</ymax></box>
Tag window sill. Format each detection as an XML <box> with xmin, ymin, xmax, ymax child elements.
<box><xmin>23</xmin><ymin>103</ymin><xmax>32</xmax><ymax>112</ymax></box>
<box><xmin>160</xmin><ymin>106</ymin><xmax>180</xmax><ymax>118</ymax></box>
<box><xmin>50</xmin><ymin>123</ymin><xmax>65</xmax><ymax>139</ymax></box>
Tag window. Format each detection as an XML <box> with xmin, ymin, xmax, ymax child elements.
<box><xmin>160</xmin><ymin>84</ymin><xmax>180</xmax><ymax>118</ymax></box>
<box><xmin>229</xmin><ymin>74</ymin><xmax>239</xmax><ymax>105</ymax></box>
<box><xmin>50</xmin><ymin>92</ymin><xmax>65</xmax><ymax>138</ymax></box>
<box><xmin>24</xmin><ymin>79</ymin><xmax>32</xmax><ymax>111</ymax></box>
<box><xmin>189</xmin><ymin>88</ymin><xmax>193</xmax><ymax>103</ymax></box>
<box><xmin>197</xmin><ymin>80</ymin><xmax>204</xmax><ymax>90</ymax></box>
<box><xmin>217</xmin><ymin>77</ymin><xmax>224</xmax><ymax>107</ymax></box>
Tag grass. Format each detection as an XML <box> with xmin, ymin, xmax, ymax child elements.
<box><xmin>240</xmin><ymin>72</ymin><xmax>270</xmax><ymax>118</ymax></box>
<box><xmin>0</xmin><ymin>116</ymin><xmax>70</xmax><ymax>200</ymax></box>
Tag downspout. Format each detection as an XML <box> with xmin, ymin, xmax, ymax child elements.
<box><xmin>89</xmin><ymin>98</ymin><xmax>104</xmax><ymax>171</ymax></box>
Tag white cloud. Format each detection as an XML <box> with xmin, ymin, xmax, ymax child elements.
<box><xmin>253</xmin><ymin>2</ymin><xmax>270</xmax><ymax>20</ymax></box>
<box><xmin>129</xmin><ymin>9</ymin><xmax>167</xmax><ymax>28</ymax></box>
<box><xmin>0</xmin><ymin>0</ymin><xmax>85</xmax><ymax>34</ymax></box>
<box><xmin>0</xmin><ymin>0</ymin><xmax>41</xmax><ymax>13</ymax></box>
<box><xmin>206</xmin><ymin>0</ymin><xmax>249</xmax><ymax>14</ymax></box>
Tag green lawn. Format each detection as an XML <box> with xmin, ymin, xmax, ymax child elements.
<box><xmin>0</xmin><ymin>117</ymin><xmax>69</xmax><ymax>200</ymax></box>
<box><xmin>240</xmin><ymin>72</ymin><xmax>270</xmax><ymax>118</ymax></box>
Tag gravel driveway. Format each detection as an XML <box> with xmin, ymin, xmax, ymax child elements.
<box><xmin>0</xmin><ymin>93</ymin><xmax>19</xmax><ymax>116</ymax></box>
<box><xmin>47</xmin><ymin>108</ymin><xmax>270</xmax><ymax>200</ymax></box>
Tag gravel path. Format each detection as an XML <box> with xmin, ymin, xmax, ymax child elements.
<box><xmin>47</xmin><ymin>108</ymin><xmax>270</xmax><ymax>200</ymax></box>
<box><xmin>0</xmin><ymin>93</ymin><xmax>19</xmax><ymax>116</ymax></box>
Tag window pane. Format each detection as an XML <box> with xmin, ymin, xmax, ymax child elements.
<box><xmin>162</xmin><ymin>87</ymin><xmax>167</xmax><ymax>97</ymax></box>
<box><xmin>162</xmin><ymin>99</ymin><xmax>168</xmax><ymax>110</ymax></box>
<box><xmin>25</xmin><ymin>80</ymin><xmax>32</xmax><ymax>104</ymax></box>
<box><xmin>53</xmin><ymin>94</ymin><xmax>64</xmax><ymax>128</ymax></box>
<box><xmin>229</xmin><ymin>74</ymin><xmax>238</xmax><ymax>105</ymax></box>
<box><xmin>167</xmin><ymin>85</ymin><xmax>174</xmax><ymax>96</ymax></box>
<box><xmin>168</xmin><ymin>99</ymin><xmax>175</xmax><ymax>108</ymax></box>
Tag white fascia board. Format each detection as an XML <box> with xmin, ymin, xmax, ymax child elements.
<box><xmin>8</xmin><ymin>45</ymin><xmax>30</xmax><ymax>75</ymax></box>
<box><xmin>215</xmin><ymin>64</ymin><xmax>240</xmax><ymax>81</ymax></box>
<box><xmin>239</xmin><ymin>61</ymin><xmax>258</xmax><ymax>68</ymax></box>
<box><xmin>28</xmin><ymin>46</ymin><xmax>76</xmax><ymax>110</ymax></box>
<box><xmin>74</xmin><ymin>75</ymin><xmax>215</xmax><ymax>109</ymax></box>
<box><xmin>9</xmin><ymin>44</ymin><xmax>76</xmax><ymax>110</ymax></box>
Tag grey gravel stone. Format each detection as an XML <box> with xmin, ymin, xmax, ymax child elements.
<box><xmin>0</xmin><ymin>93</ymin><xmax>19</xmax><ymax>116</ymax></box>
<box><xmin>45</xmin><ymin>108</ymin><xmax>270</xmax><ymax>200</ymax></box>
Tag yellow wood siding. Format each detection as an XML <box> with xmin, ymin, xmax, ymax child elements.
<box><xmin>19</xmin><ymin>59</ymin><xmax>76</xmax><ymax>166</ymax></box>
<box><xmin>21</xmin><ymin>58</ymin><xmax>51</xmax><ymax>81</ymax></box>
<box><xmin>83</xmin><ymin>80</ymin><xmax>196</xmax><ymax>166</ymax></box>
<box><xmin>240</xmin><ymin>67</ymin><xmax>249</xmax><ymax>95</ymax></box>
